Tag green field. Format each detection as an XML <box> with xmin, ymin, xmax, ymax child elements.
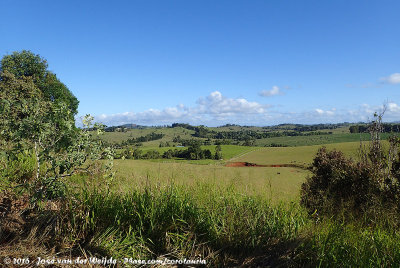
<box><xmin>100</xmin><ymin>124</ymin><xmax>395</xmax><ymax>151</ymax></box>
<box><xmin>234</xmin><ymin>141</ymin><xmax>363</xmax><ymax>166</ymax></box>
<box><xmin>111</xmin><ymin>160</ymin><xmax>309</xmax><ymax>202</ymax></box>
<box><xmin>109</xmin><ymin>141</ymin><xmax>379</xmax><ymax>203</ymax></box>
<box><xmin>107</xmin><ymin>141</ymin><xmax>368</xmax><ymax>204</ymax></box>
<box><xmin>100</xmin><ymin>126</ymin><xmax>196</xmax><ymax>145</ymax></box>
<box><xmin>255</xmin><ymin>132</ymin><xmax>392</xmax><ymax>147</ymax></box>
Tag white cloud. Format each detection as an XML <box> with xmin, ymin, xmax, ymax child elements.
<box><xmin>87</xmin><ymin>91</ymin><xmax>400</xmax><ymax>126</ymax></box>
<box><xmin>380</xmin><ymin>73</ymin><xmax>400</xmax><ymax>84</ymax></box>
<box><xmin>315</xmin><ymin>108</ymin><xmax>335</xmax><ymax>116</ymax></box>
<box><xmin>259</xmin><ymin>86</ymin><xmax>283</xmax><ymax>97</ymax></box>
<box><xmin>388</xmin><ymin>102</ymin><xmax>400</xmax><ymax>113</ymax></box>
<box><xmin>92</xmin><ymin>91</ymin><xmax>269</xmax><ymax>126</ymax></box>
<box><xmin>196</xmin><ymin>91</ymin><xmax>267</xmax><ymax>115</ymax></box>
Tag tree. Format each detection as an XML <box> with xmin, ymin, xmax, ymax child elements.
<box><xmin>0</xmin><ymin>50</ymin><xmax>79</xmax><ymax>116</ymax></box>
<box><xmin>163</xmin><ymin>149</ymin><xmax>174</xmax><ymax>159</ymax></box>
<box><xmin>133</xmin><ymin>148</ymin><xmax>143</xmax><ymax>159</ymax></box>
<box><xmin>0</xmin><ymin>52</ymin><xmax>112</xmax><ymax>200</ymax></box>
<box><xmin>214</xmin><ymin>145</ymin><xmax>222</xmax><ymax>160</ymax></box>
<box><xmin>0</xmin><ymin>69</ymin><xmax>78</xmax><ymax>180</ymax></box>
<box><xmin>0</xmin><ymin>71</ymin><xmax>43</xmax><ymax>146</ymax></box>
<box><xmin>349</xmin><ymin>125</ymin><xmax>359</xmax><ymax>133</ymax></box>
<box><xmin>204</xmin><ymin>149</ymin><xmax>212</xmax><ymax>159</ymax></box>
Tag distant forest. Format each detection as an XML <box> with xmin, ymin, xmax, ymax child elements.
<box><xmin>349</xmin><ymin>124</ymin><xmax>400</xmax><ymax>133</ymax></box>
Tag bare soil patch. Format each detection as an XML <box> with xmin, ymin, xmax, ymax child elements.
<box><xmin>226</xmin><ymin>162</ymin><xmax>307</xmax><ymax>169</ymax></box>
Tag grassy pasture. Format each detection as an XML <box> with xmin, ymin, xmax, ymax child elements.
<box><xmin>255</xmin><ymin>132</ymin><xmax>392</xmax><ymax>147</ymax></box>
<box><xmin>110</xmin><ymin>160</ymin><xmax>309</xmax><ymax>202</ymax></box>
<box><xmin>67</xmin><ymin>138</ymin><xmax>400</xmax><ymax>266</ymax></box>
<box><xmin>234</xmin><ymin>141</ymin><xmax>366</xmax><ymax>166</ymax></box>
<box><xmin>99</xmin><ymin>125</ymin><xmax>378</xmax><ymax>148</ymax></box>
<box><xmin>100</xmin><ymin>126</ymin><xmax>196</xmax><ymax>144</ymax></box>
<box><xmin>109</xmin><ymin>141</ymin><xmax>373</xmax><ymax>202</ymax></box>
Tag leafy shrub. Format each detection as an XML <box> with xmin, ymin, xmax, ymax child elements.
<box><xmin>32</xmin><ymin>177</ymin><xmax>67</xmax><ymax>201</ymax></box>
<box><xmin>301</xmin><ymin>112</ymin><xmax>400</xmax><ymax>225</ymax></box>
<box><xmin>300</xmin><ymin>147</ymin><xmax>382</xmax><ymax>219</ymax></box>
<box><xmin>1</xmin><ymin>151</ymin><xmax>35</xmax><ymax>183</ymax></box>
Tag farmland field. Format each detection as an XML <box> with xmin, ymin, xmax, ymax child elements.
<box><xmin>254</xmin><ymin>132</ymin><xmax>393</xmax><ymax>146</ymax></box>
<box><xmin>100</xmin><ymin>124</ymin><xmax>393</xmax><ymax>149</ymax></box>
<box><xmin>104</xmin><ymin>141</ymin><xmax>376</xmax><ymax>203</ymax></box>
<box><xmin>101</xmin><ymin>141</ymin><xmax>367</xmax><ymax>204</ymax></box>
<box><xmin>100</xmin><ymin>126</ymin><xmax>195</xmax><ymax>145</ymax></box>
<box><xmin>110</xmin><ymin>160</ymin><xmax>309</xmax><ymax>202</ymax></box>
<box><xmin>233</xmin><ymin>141</ymin><xmax>363</xmax><ymax>166</ymax></box>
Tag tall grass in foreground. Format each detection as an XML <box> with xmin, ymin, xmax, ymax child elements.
<box><xmin>300</xmin><ymin>221</ymin><xmax>400</xmax><ymax>267</ymax></box>
<box><xmin>61</xmin><ymin>182</ymin><xmax>400</xmax><ymax>267</ymax></box>
<box><xmin>3</xmin><ymin>177</ymin><xmax>400</xmax><ymax>267</ymax></box>
<box><xmin>63</xmin><ymin>183</ymin><xmax>307</xmax><ymax>266</ymax></box>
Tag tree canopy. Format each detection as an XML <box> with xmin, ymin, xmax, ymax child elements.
<box><xmin>0</xmin><ymin>50</ymin><xmax>79</xmax><ymax>116</ymax></box>
<box><xmin>0</xmin><ymin>51</ymin><xmax>112</xmax><ymax>200</ymax></box>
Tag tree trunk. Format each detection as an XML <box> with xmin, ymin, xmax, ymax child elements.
<box><xmin>35</xmin><ymin>141</ymin><xmax>40</xmax><ymax>180</ymax></box>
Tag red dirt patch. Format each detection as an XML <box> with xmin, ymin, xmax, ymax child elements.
<box><xmin>225</xmin><ymin>162</ymin><xmax>308</xmax><ymax>169</ymax></box>
<box><xmin>226</xmin><ymin>162</ymin><xmax>255</xmax><ymax>167</ymax></box>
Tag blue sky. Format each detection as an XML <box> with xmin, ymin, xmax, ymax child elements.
<box><xmin>1</xmin><ymin>0</ymin><xmax>399</xmax><ymax>126</ymax></box>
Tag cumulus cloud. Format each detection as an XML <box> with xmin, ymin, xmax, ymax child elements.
<box><xmin>279</xmin><ymin>103</ymin><xmax>400</xmax><ymax>125</ymax></box>
<box><xmin>259</xmin><ymin>86</ymin><xmax>284</xmax><ymax>97</ymax></box>
<box><xmin>196</xmin><ymin>91</ymin><xmax>266</xmax><ymax>115</ymax></box>
<box><xmin>92</xmin><ymin>91</ymin><xmax>269</xmax><ymax>126</ymax></box>
<box><xmin>315</xmin><ymin>108</ymin><xmax>335</xmax><ymax>116</ymax></box>
<box><xmin>380</xmin><ymin>73</ymin><xmax>400</xmax><ymax>84</ymax></box>
<box><xmin>387</xmin><ymin>102</ymin><xmax>400</xmax><ymax>113</ymax></box>
<box><xmin>95</xmin><ymin>106</ymin><xmax>188</xmax><ymax>126</ymax></box>
<box><xmin>87</xmin><ymin>91</ymin><xmax>400</xmax><ymax>126</ymax></box>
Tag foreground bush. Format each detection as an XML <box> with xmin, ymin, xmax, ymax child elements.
<box><xmin>301</xmin><ymin>145</ymin><xmax>400</xmax><ymax>225</ymax></box>
<box><xmin>301</xmin><ymin>111</ymin><xmax>400</xmax><ymax>226</ymax></box>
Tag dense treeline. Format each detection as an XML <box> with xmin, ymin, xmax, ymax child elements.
<box><xmin>121</xmin><ymin>132</ymin><xmax>164</xmax><ymax>146</ymax></box>
<box><xmin>163</xmin><ymin>143</ymin><xmax>221</xmax><ymax>160</ymax></box>
<box><xmin>118</xmin><ymin>143</ymin><xmax>222</xmax><ymax>160</ymax></box>
<box><xmin>172</xmin><ymin>123</ymin><xmax>334</xmax><ymax>140</ymax></box>
<box><xmin>349</xmin><ymin>124</ymin><xmax>400</xmax><ymax>133</ymax></box>
<box><xmin>270</xmin><ymin>123</ymin><xmax>342</xmax><ymax>131</ymax></box>
<box><xmin>105</xmin><ymin>123</ymin><xmax>147</xmax><ymax>132</ymax></box>
<box><xmin>173</xmin><ymin>122</ymin><xmax>343</xmax><ymax>132</ymax></box>
<box><xmin>171</xmin><ymin>123</ymin><xmax>332</xmax><ymax>141</ymax></box>
<box><xmin>264</xmin><ymin>143</ymin><xmax>289</xmax><ymax>147</ymax></box>
<box><xmin>172</xmin><ymin>136</ymin><xmax>213</xmax><ymax>146</ymax></box>
<box><xmin>106</xmin><ymin>123</ymin><xmax>347</xmax><ymax>138</ymax></box>
<box><xmin>171</xmin><ymin>123</ymin><xmax>198</xmax><ymax>130</ymax></box>
<box><xmin>214</xmin><ymin>130</ymin><xmax>331</xmax><ymax>140</ymax></box>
